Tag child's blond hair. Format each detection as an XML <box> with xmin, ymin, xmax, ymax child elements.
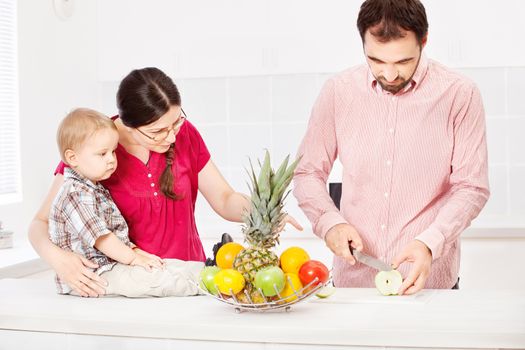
<box><xmin>57</xmin><ymin>108</ymin><xmax>117</xmax><ymax>164</ymax></box>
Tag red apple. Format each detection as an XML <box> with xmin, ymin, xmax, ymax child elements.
<box><xmin>298</xmin><ymin>260</ymin><xmax>329</xmax><ymax>287</ymax></box>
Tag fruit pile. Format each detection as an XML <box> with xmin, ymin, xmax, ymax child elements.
<box><xmin>199</xmin><ymin>245</ymin><xmax>330</xmax><ymax>304</ymax></box>
<box><xmin>198</xmin><ymin>151</ymin><xmax>331</xmax><ymax>307</ymax></box>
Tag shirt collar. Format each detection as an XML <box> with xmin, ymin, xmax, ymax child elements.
<box><xmin>368</xmin><ymin>52</ymin><xmax>429</xmax><ymax>95</ymax></box>
<box><xmin>64</xmin><ymin>167</ymin><xmax>100</xmax><ymax>190</ymax></box>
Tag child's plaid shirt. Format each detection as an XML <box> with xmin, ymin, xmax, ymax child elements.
<box><xmin>49</xmin><ymin>167</ymin><xmax>134</xmax><ymax>294</ymax></box>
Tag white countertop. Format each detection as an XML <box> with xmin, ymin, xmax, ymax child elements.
<box><xmin>0</xmin><ymin>278</ymin><xmax>524</xmax><ymax>349</ymax></box>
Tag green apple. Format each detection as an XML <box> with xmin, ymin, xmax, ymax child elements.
<box><xmin>254</xmin><ymin>266</ymin><xmax>285</xmax><ymax>297</ymax></box>
<box><xmin>374</xmin><ymin>269</ymin><xmax>403</xmax><ymax>296</ymax></box>
<box><xmin>199</xmin><ymin>266</ymin><xmax>221</xmax><ymax>295</ymax></box>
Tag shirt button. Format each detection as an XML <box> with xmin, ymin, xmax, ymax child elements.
<box><xmin>384</xmin><ymin>192</ymin><xmax>389</xmax><ymax>198</ymax></box>
<box><xmin>392</xmin><ymin>96</ymin><xmax>397</xmax><ymax>101</ymax></box>
<box><xmin>150</xmin><ymin>183</ymin><xmax>155</xmax><ymax>187</ymax></box>
<box><xmin>147</xmin><ymin>174</ymin><xmax>152</xmax><ymax>178</ymax></box>
<box><xmin>381</xmin><ymin>224</ymin><xmax>386</xmax><ymax>230</ymax></box>
<box><xmin>154</xmin><ymin>192</ymin><xmax>158</xmax><ymax>196</ymax></box>
<box><xmin>389</xmin><ymin>128</ymin><xmax>394</xmax><ymax>133</ymax></box>
<box><xmin>386</xmin><ymin>160</ymin><xmax>392</xmax><ymax>166</ymax></box>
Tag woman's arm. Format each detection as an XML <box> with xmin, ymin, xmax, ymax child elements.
<box><xmin>198</xmin><ymin>160</ymin><xmax>303</xmax><ymax>230</ymax></box>
<box><xmin>198</xmin><ymin>160</ymin><xmax>250</xmax><ymax>222</ymax></box>
<box><xmin>28</xmin><ymin>174</ymin><xmax>107</xmax><ymax>297</ymax></box>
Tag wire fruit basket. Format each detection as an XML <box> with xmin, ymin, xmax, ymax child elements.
<box><xmin>193</xmin><ymin>274</ymin><xmax>333</xmax><ymax>313</ymax></box>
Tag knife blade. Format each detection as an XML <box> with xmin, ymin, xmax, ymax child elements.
<box><xmin>349</xmin><ymin>245</ymin><xmax>392</xmax><ymax>271</ymax></box>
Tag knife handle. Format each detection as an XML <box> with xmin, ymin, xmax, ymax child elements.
<box><xmin>348</xmin><ymin>242</ymin><xmax>355</xmax><ymax>255</ymax></box>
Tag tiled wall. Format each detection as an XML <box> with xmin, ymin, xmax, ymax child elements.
<box><xmin>99</xmin><ymin>67</ymin><xmax>525</xmax><ymax>231</ymax></box>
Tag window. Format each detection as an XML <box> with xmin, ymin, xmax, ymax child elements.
<box><xmin>0</xmin><ymin>0</ymin><xmax>22</xmax><ymax>204</ymax></box>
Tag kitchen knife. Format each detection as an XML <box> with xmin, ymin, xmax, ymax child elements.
<box><xmin>349</xmin><ymin>245</ymin><xmax>392</xmax><ymax>271</ymax></box>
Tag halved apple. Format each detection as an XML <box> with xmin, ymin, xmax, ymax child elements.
<box><xmin>374</xmin><ymin>269</ymin><xmax>403</xmax><ymax>296</ymax></box>
<box><xmin>315</xmin><ymin>286</ymin><xmax>336</xmax><ymax>299</ymax></box>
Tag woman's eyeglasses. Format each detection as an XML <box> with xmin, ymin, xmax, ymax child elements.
<box><xmin>136</xmin><ymin>109</ymin><xmax>187</xmax><ymax>142</ymax></box>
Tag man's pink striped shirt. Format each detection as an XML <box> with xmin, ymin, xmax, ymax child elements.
<box><xmin>293</xmin><ymin>55</ymin><xmax>489</xmax><ymax>288</ymax></box>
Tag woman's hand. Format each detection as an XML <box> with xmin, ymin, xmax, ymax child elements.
<box><xmin>277</xmin><ymin>214</ymin><xmax>304</xmax><ymax>232</ymax></box>
<box><xmin>51</xmin><ymin>249</ymin><xmax>107</xmax><ymax>297</ymax></box>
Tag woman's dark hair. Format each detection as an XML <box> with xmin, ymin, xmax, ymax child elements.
<box><xmin>357</xmin><ymin>0</ymin><xmax>428</xmax><ymax>44</ymax></box>
<box><xmin>117</xmin><ymin>67</ymin><xmax>182</xmax><ymax>200</ymax></box>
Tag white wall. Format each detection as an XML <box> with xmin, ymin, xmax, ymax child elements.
<box><xmin>1</xmin><ymin>1</ymin><xmax>524</xmax><ymax>281</ymax></box>
<box><xmin>0</xmin><ymin>0</ymin><xmax>99</xmax><ymax>240</ymax></box>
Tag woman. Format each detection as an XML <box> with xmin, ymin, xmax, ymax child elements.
<box><xmin>29</xmin><ymin>67</ymin><xmax>302</xmax><ymax>297</ymax></box>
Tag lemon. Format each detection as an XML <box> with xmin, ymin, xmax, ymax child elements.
<box><xmin>214</xmin><ymin>268</ymin><xmax>245</xmax><ymax>296</ymax></box>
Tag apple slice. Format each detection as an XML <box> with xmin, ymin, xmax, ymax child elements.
<box><xmin>315</xmin><ymin>286</ymin><xmax>336</xmax><ymax>299</ymax></box>
<box><xmin>374</xmin><ymin>269</ymin><xmax>403</xmax><ymax>296</ymax></box>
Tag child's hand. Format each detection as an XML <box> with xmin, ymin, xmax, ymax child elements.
<box><xmin>130</xmin><ymin>253</ymin><xmax>165</xmax><ymax>271</ymax></box>
<box><xmin>133</xmin><ymin>248</ymin><xmax>165</xmax><ymax>268</ymax></box>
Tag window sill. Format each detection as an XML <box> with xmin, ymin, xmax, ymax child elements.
<box><xmin>0</xmin><ymin>235</ymin><xmax>45</xmax><ymax>278</ymax></box>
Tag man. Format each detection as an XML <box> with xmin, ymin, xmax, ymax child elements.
<box><xmin>293</xmin><ymin>0</ymin><xmax>489</xmax><ymax>295</ymax></box>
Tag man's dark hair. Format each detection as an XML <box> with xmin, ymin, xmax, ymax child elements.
<box><xmin>357</xmin><ymin>0</ymin><xmax>428</xmax><ymax>44</ymax></box>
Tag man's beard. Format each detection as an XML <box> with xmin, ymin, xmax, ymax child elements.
<box><xmin>377</xmin><ymin>77</ymin><xmax>411</xmax><ymax>94</ymax></box>
<box><xmin>375</xmin><ymin>50</ymin><xmax>422</xmax><ymax>95</ymax></box>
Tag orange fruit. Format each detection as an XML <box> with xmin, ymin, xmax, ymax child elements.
<box><xmin>216</xmin><ymin>242</ymin><xmax>244</xmax><ymax>269</ymax></box>
<box><xmin>214</xmin><ymin>269</ymin><xmax>245</xmax><ymax>295</ymax></box>
<box><xmin>280</xmin><ymin>272</ymin><xmax>303</xmax><ymax>302</ymax></box>
<box><xmin>280</xmin><ymin>246</ymin><xmax>310</xmax><ymax>274</ymax></box>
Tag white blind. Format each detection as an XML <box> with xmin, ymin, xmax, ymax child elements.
<box><xmin>0</xmin><ymin>0</ymin><xmax>21</xmax><ymax>204</ymax></box>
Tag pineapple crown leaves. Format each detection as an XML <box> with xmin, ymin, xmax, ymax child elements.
<box><xmin>242</xmin><ymin>150</ymin><xmax>301</xmax><ymax>248</ymax></box>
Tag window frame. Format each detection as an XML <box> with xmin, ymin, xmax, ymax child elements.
<box><xmin>0</xmin><ymin>0</ymin><xmax>22</xmax><ymax>205</ymax></box>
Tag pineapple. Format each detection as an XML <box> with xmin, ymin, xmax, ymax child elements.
<box><xmin>233</xmin><ymin>150</ymin><xmax>300</xmax><ymax>289</ymax></box>
<box><xmin>235</xmin><ymin>289</ymin><xmax>267</xmax><ymax>305</ymax></box>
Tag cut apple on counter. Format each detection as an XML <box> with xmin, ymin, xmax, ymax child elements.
<box><xmin>374</xmin><ymin>269</ymin><xmax>403</xmax><ymax>296</ymax></box>
<box><xmin>315</xmin><ymin>286</ymin><xmax>336</xmax><ymax>299</ymax></box>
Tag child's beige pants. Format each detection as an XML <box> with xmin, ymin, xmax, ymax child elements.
<box><xmin>100</xmin><ymin>259</ymin><xmax>204</xmax><ymax>298</ymax></box>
